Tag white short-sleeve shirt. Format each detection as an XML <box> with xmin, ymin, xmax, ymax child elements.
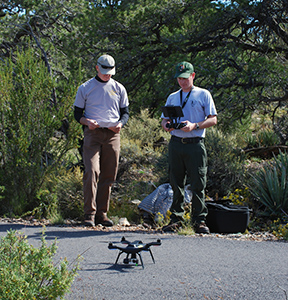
<box><xmin>162</xmin><ymin>86</ymin><xmax>217</xmax><ymax>138</ymax></box>
<box><xmin>74</xmin><ymin>77</ymin><xmax>129</xmax><ymax>128</ymax></box>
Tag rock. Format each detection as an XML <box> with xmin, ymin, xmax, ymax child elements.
<box><xmin>119</xmin><ymin>217</ymin><xmax>130</xmax><ymax>226</ymax></box>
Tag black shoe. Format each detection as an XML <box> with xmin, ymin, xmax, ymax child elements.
<box><xmin>83</xmin><ymin>215</ymin><xmax>95</xmax><ymax>227</ymax></box>
<box><xmin>162</xmin><ymin>221</ymin><xmax>182</xmax><ymax>233</ymax></box>
<box><xmin>195</xmin><ymin>222</ymin><xmax>210</xmax><ymax>234</ymax></box>
<box><xmin>95</xmin><ymin>216</ymin><xmax>114</xmax><ymax>227</ymax></box>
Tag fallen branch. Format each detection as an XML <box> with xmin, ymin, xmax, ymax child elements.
<box><xmin>244</xmin><ymin>145</ymin><xmax>288</xmax><ymax>159</ymax></box>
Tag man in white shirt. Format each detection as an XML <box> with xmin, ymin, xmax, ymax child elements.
<box><xmin>74</xmin><ymin>54</ymin><xmax>129</xmax><ymax>227</ymax></box>
<box><xmin>161</xmin><ymin>61</ymin><xmax>217</xmax><ymax>233</ymax></box>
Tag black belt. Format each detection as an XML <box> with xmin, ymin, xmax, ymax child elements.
<box><xmin>171</xmin><ymin>136</ymin><xmax>203</xmax><ymax>144</ymax></box>
<box><xmin>84</xmin><ymin>126</ymin><xmax>109</xmax><ymax>130</ymax></box>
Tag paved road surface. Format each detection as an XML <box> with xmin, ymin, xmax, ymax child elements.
<box><xmin>0</xmin><ymin>222</ymin><xmax>287</xmax><ymax>300</ymax></box>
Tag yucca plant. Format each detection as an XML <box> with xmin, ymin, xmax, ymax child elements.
<box><xmin>249</xmin><ymin>151</ymin><xmax>288</xmax><ymax>216</ymax></box>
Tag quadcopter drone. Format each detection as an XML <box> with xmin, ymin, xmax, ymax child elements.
<box><xmin>108</xmin><ymin>236</ymin><xmax>161</xmax><ymax>269</ymax></box>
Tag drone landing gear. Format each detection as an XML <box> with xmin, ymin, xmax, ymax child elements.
<box><xmin>114</xmin><ymin>249</ymin><xmax>155</xmax><ymax>269</ymax></box>
<box><xmin>115</xmin><ymin>251</ymin><xmax>144</xmax><ymax>268</ymax></box>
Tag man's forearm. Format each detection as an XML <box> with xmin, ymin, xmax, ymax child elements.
<box><xmin>198</xmin><ymin>115</ymin><xmax>217</xmax><ymax>129</ymax></box>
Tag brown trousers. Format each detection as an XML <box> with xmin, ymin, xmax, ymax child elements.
<box><xmin>82</xmin><ymin>127</ymin><xmax>120</xmax><ymax>217</ymax></box>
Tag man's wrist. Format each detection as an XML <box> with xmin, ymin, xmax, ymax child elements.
<box><xmin>195</xmin><ymin>123</ymin><xmax>200</xmax><ymax>130</ymax></box>
<box><xmin>79</xmin><ymin>117</ymin><xmax>87</xmax><ymax>126</ymax></box>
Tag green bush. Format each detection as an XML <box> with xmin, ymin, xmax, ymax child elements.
<box><xmin>274</xmin><ymin>114</ymin><xmax>288</xmax><ymax>145</ymax></box>
<box><xmin>26</xmin><ymin>166</ymin><xmax>84</xmax><ymax>222</ymax></box>
<box><xmin>56</xmin><ymin>166</ymin><xmax>84</xmax><ymax>220</ymax></box>
<box><xmin>248</xmin><ymin>151</ymin><xmax>288</xmax><ymax>216</ymax></box>
<box><xmin>205</xmin><ymin>127</ymin><xmax>246</xmax><ymax>197</ymax></box>
<box><xmin>121</xmin><ymin>109</ymin><xmax>170</xmax><ymax>148</ymax></box>
<box><xmin>244</xmin><ymin>128</ymin><xmax>280</xmax><ymax>148</ymax></box>
<box><xmin>222</xmin><ymin>187</ymin><xmax>252</xmax><ymax>206</ymax></box>
<box><xmin>273</xmin><ymin>222</ymin><xmax>288</xmax><ymax>240</ymax></box>
<box><xmin>0</xmin><ymin>48</ymin><xmax>81</xmax><ymax>216</ymax></box>
<box><xmin>0</xmin><ymin>229</ymin><xmax>80</xmax><ymax>299</ymax></box>
<box><xmin>257</xmin><ymin>128</ymin><xmax>280</xmax><ymax>147</ymax></box>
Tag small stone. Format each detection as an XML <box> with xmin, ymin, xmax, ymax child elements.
<box><xmin>119</xmin><ymin>218</ymin><xmax>130</xmax><ymax>226</ymax></box>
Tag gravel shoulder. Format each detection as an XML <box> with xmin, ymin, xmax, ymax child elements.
<box><xmin>0</xmin><ymin>217</ymin><xmax>283</xmax><ymax>242</ymax></box>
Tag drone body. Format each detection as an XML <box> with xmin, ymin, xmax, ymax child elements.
<box><xmin>108</xmin><ymin>236</ymin><xmax>161</xmax><ymax>269</ymax></box>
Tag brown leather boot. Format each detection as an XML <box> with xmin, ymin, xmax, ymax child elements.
<box><xmin>95</xmin><ymin>215</ymin><xmax>114</xmax><ymax>227</ymax></box>
<box><xmin>83</xmin><ymin>215</ymin><xmax>95</xmax><ymax>227</ymax></box>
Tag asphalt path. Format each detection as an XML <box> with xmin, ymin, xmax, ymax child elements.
<box><xmin>0</xmin><ymin>222</ymin><xmax>287</xmax><ymax>300</ymax></box>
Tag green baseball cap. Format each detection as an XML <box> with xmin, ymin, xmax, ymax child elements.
<box><xmin>174</xmin><ymin>61</ymin><xmax>194</xmax><ymax>78</ymax></box>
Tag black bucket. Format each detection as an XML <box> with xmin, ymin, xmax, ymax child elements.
<box><xmin>206</xmin><ymin>201</ymin><xmax>251</xmax><ymax>233</ymax></box>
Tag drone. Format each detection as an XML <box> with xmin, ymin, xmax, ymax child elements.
<box><xmin>108</xmin><ymin>236</ymin><xmax>161</xmax><ymax>269</ymax></box>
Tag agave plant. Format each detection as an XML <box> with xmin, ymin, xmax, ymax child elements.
<box><xmin>249</xmin><ymin>151</ymin><xmax>288</xmax><ymax>216</ymax></box>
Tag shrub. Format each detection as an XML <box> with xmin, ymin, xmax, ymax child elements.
<box><xmin>244</xmin><ymin>128</ymin><xmax>280</xmax><ymax>148</ymax></box>
<box><xmin>223</xmin><ymin>187</ymin><xmax>252</xmax><ymax>206</ymax></box>
<box><xmin>0</xmin><ymin>48</ymin><xmax>81</xmax><ymax>216</ymax></box>
<box><xmin>55</xmin><ymin>167</ymin><xmax>84</xmax><ymax>220</ymax></box>
<box><xmin>0</xmin><ymin>229</ymin><xmax>80</xmax><ymax>299</ymax></box>
<box><xmin>205</xmin><ymin>127</ymin><xmax>246</xmax><ymax>197</ymax></box>
<box><xmin>248</xmin><ymin>151</ymin><xmax>288</xmax><ymax>216</ymax></box>
<box><xmin>28</xmin><ymin>167</ymin><xmax>85</xmax><ymax>222</ymax></box>
<box><xmin>120</xmin><ymin>109</ymin><xmax>170</xmax><ymax>148</ymax></box>
<box><xmin>273</xmin><ymin>222</ymin><xmax>288</xmax><ymax>240</ymax></box>
<box><xmin>257</xmin><ymin>128</ymin><xmax>280</xmax><ymax>147</ymax></box>
<box><xmin>274</xmin><ymin>114</ymin><xmax>288</xmax><ymax>145</ymax></box>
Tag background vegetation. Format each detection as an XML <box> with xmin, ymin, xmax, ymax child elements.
<box><xmin>0</xmin><ymin>0</ymin><xmax>288</xmax><ymax>237</ymax></box>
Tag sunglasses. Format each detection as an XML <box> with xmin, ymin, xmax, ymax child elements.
<box><xmin>98</xmin><ymin>63</ymin><xmax>114</xmax><ymax>70</ymax></box>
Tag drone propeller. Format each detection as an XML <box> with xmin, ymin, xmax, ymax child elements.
<box><xmin>99</xmin><ymin>240</ymin><xmax>123</xmax><ymax>244</ymax></box>
<box><xmin>107</xmin><ymin>236</ymin><xmax>134</xmax><ymax>245</ymax></box>
<box><xmin>106</xmin><ymin>236</ymin><xmax>162</xmax><ymax>244</ymax></box>
<box><xmin>108</xmin><ymin>236</ymin><xmax>144</xmax><ymax>245</ymax></box>
<box><xmin>99</xmin><ymin>236</ymin><xmax>133</xmax><ymax>244</ymax></box>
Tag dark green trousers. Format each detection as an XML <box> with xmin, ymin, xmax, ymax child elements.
<box><xmin>168</xmin><ymin>138</ymin><xmax>208</xmax><ymax>224</ymax></box>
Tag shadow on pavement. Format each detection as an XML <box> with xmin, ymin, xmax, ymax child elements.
<box><xmin>0</xmin><ymin>223</ymin><xmax>159</xmax><ymax>241</ymax></box>
<box><xmin>0</xmin><ymin>223</ymin><xmax>122</xmax><ymax>239</ymax></box>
